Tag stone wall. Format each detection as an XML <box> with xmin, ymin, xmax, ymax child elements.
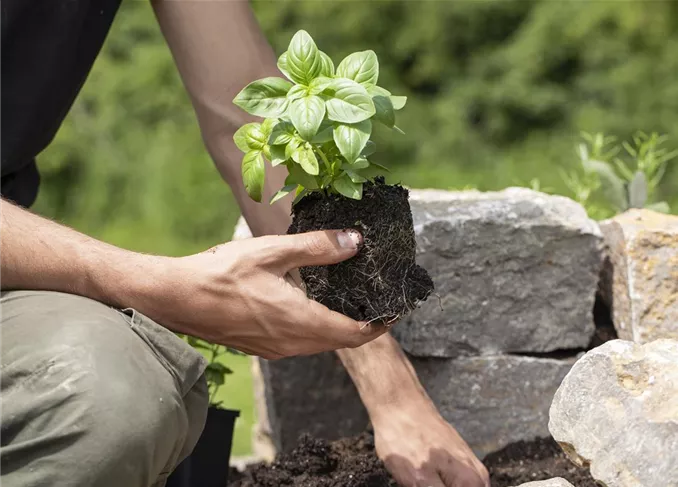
<box><xmin>233</xmin><ymin>187</ymin><xmax>610</xmax><ymax>459</ymax></box>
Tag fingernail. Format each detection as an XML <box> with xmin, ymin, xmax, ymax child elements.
<box><xmin>337</xmin><ymin>229</ymin><xmax>363</xmax><ymax>250</ymax></box>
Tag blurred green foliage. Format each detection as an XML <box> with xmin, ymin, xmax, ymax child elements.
<box><xmin>36</xmin><ymin>0</ymin><xmax>677</xmax><ymax>255</ymax></box>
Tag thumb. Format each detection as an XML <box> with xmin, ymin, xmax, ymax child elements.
<box><xmin>271</xmin><ymin>229</ymin><xmax>363</xmax><ymax>272</ymax></box>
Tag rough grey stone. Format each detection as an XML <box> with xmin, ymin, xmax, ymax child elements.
<box><xmin>513</xmin><ymin>479</ymin><xmax>574</xmax><ymax>487</ymax></box>
<box><xmin>260</xmin><ymin>353</ymin><xmax>574</xmax><ymax>459</ymax></box>
<box><xmin>599</xmin><ymin>209</ymin><xmax>678</xmax><ymax>343</ymax></box>
<box><xmin>549</xmin><ymin>339</ymin><xmax>678</xmax><ymax>487</ymax></box>
<box><xmin>393</xmin><ymin>188</ymin><xmax>603</xmax><ymax>357</ymax></box>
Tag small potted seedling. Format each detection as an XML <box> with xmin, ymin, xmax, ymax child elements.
<box><xmin>167</xmin><ymin>339</ymin><xmax>240</xmax><ymax>487</ymax></box>
<box><xmin>233</xmin><ymin>30</ymin><xmax>433</xmax><ymax>323</ymax></box>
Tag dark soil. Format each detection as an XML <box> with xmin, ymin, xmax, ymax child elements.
<box><xmin>229</xmin><ymin>433</ymin><xmax>598</xmax><ymax>487</ymax></box>
<box><xmin>287</xmin><ymin>177</ymin><xmax>434</xmax><ymax>323</ymax></box>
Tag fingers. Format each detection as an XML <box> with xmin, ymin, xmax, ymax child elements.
<box><xmin>261</xmin><ymin>229</ymin><xmax>363</xmax><ymax>272</ymax></box>
<box><xmin>304</xmin><ymin>298</ymin><xmax>387</xmax><ymax>351</ymax></box>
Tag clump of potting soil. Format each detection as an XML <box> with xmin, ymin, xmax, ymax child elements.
<box><xmin>229</xmin><ymin>432</ymin><xmax>599</xmax><ymax>487</ymax></box>
<box><xmin>288</xmin><ymin>177</ymin><xmax>434</xmax><ymax>323</ymax></box>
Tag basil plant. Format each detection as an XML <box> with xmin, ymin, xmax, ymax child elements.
<box><xmin>232</xmin><ymin>30</ymin><xmax>406</xmax><ymax>203</ymax></box>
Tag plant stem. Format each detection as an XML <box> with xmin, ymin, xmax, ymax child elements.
<box><xmin>316</xmin><ymin>147</ymin><xmax>332</xmax><ymax>173</ymax></box>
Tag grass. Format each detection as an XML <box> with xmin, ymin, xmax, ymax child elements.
<box><xmin>210</xmin><ymin>352</ymin><xmax>256</xmax><ymax>457</ymax></box>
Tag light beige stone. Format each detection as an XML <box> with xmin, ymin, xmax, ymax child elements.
<box><xmin>549</xmin><ymin>339</ymin><xmax>678</xmax><ymax>487</ymax></box>
<box><xmin>600</xmin><ymin>209</ymin><xmax>678</xmax><ymax>343</ymax></box>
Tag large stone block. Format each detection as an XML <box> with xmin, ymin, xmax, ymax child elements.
<box><xmin>392</xmin><ymin>188</ymin><xmax>603</xmax><ymax>357</ymax></box>
<box><xmin>600</xmin><ymin>209</ymin><xmax>678</xmax><ymax>343</ymax></box>
<box><xmin>260</xmin><ymin>353</ymin><xmax>574</xmax><ymax>459</ymax></box>
<box><xmin>549</xmin><ymin>339</ymin><xmax>678</xmax><ymax>487</ymax></box>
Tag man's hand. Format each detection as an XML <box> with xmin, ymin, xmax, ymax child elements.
<box><xmin>373</xmin><ymin>400</ymin><xmax>490</xmax><ymax>487</ymax></box>
<box><xmin>148</xmin><ymin>229</ymin><xmax>386</xmax><ymax>358</ymax></box>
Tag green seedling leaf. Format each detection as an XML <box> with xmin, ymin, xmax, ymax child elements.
<box><xmin>287</xmin><ymin>30</ymin><xmax>323</xmax><ymax>85</ymax></box>
<box><xmin>293</xmin><ymin>145</ymin><xmax>320</xmax><ymax>175</ymax></box>
<box><xmin>233</xmin><ymin>77</ymin><xmax>292</xmax><ymax>118</ymax></box>
<box><xmin>277</xmin><ymin>51</ymin><xmax>292</xmax><ymax>80</ymax></box>
<box><xmin>345</xmin><ymin>169</ymin><xmax>367</xmax><ymax>183</ymax></box>
<box><xmin>372</xmin><ymin>95</ymin><xmax>395</xmax><ymax>127</ymax></box>
<box><xmin>242</xmin><ymin>150</ymin><xmax>265</xmax><ymax>202</ymax></box>
<box><xmin>332</xmin><ymin>173</ymin><xmax>363</xmax><ymax>199</ymax></box>
<box><xmin>367</xmin><ymin>85</ymin><xmax>391</xmax><ymax>97</ymax></box>
<box><xmin>287</xmin><ymin>161</ymin><xmax>319</xmax><ymax>189</ymax></box>
<box><xmin>628</xmin><ymin>171</ymin><xmax>648</xmax><ymax>209</ymax></box>
<box><xmin>333</xmin><ymin>120</ymin><xmax>371</xmax><ymax>164</ymax></box>
<box><xmin>319</xmin><ymin>51</ymin><xmax>335</xmax><ymax>77</ymax></box>
<box><xmin>287</xmin><ymin>84</ymin><xmax>309</xmax><ymax>101</ymax></box>
<box><xmin>326</xmin><ymin>78</ymin><xmax>375</xmax><ymax>123</ymax></box>
<box><xmin>289</xmin><ymin>95</ymin><xmax>326</xmax><ymax>141</ymax></box>
<box><xmin>311</xmin><ymin>119</ymin><xmax>334</xmax><ymax>143</ymax></box>
<box><xmin>233</xmin><ymin>122</ymin><xmax>264</xmax><ymax>152</ymax></box>
<box><xmin>391</xmin><ymin>96</ymin><xmax>407</xmax><ymax>110</ymax></box>
<box><xmin>351</xmin><ymin>157</ymin><xmax>370</xmax><ymax>169</ymax></box>
<box><xmin>269</xmin><ymin>145</ymin><xmax>287</xmax><ymax>166</ymax></box>
<box><xmin>582</xmin><ymin>158</ymin><xmax>627</xmax><ymax>211</ymax></box>
<box><xmin>269</xmin><ymin>121</ymin><xmax>296</xmax><ymax>145</ymax></box>
<box><xmin>293</xmin><ymin>187</ymin><xmax>310</xmax><ymax>205</ymax></box>
<box><xmin>270</xmin><ymin>184</ymin><xmax>298</xmax><ymax>204</ymax></box>
<box><xmin>336</xmin><ymin>50</ymin><xmax>379</xmax><ymax>87</ymax></box>
<box><xmin>357</xmin><ymin>161</ymin><xmax>390</xmax><ymax>180</ymax></box>
<box><xmin>309</xmin><ymin>76</ymin><xmax>333</xmax><ymax>95</ymax></box>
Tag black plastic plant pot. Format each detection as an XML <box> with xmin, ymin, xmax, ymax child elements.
<box><xmin>166</xmin><ymin>407</ymin><xmax>240</xmax><ymax>487</ymax></box>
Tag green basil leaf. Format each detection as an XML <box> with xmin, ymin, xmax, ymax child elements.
<box><xmin>311</xmin><ymin>119</ymin><xmax>334</xmax><ymax>143</ymax></box>
<box><xmin>261</xmin><ymin>118</ymin><xmax>276</xmax><ymax>139</ymax></box>
<box><xmin>367</xmin><ymin>85</ymin><xmax>391</xmax><ymax>97</ymax></box>
<box><xmin>233</xmin><ymin>77</ymin><xmax>292</xmax><ymax>118</ymax></box>
<box><xmin>319</xmin><ymin>51</ymin><xmax>335</xmax><ymax>77</ymax></box>
<box><xmin>234</xmin><ymin>122</ymin><xmax>267</xmax><ymax>152</ymax></box>
<box><xmin>242</xmin><ymin>150</ymin><xmax>266</xmax><ymax>202</ymax></box>
<box><xmin>270</xmin><ymin>184</ymin><xmax>298</xmax><ymax>205</ymax></box>
<box><xmin>287</xmin><ymin>161</ymin><xmax>319</xmax><ymax>189</ymax></box>
<box><xmin>326</xmin><ymin>78</ymin><xmax>375</xmax><ymax>123</ymax></box>
<box><xmin>277</xmin><ymin>51</ymin><xmax>292</xmax><ymax>80</ymax></box>
<box><xmin>357</xmin><ymin>161</ymin><xmax>390</xmax><ymax>180</ymax></box>
<box><xmin>361</xmin><ymin>141</ymin><xmax>376</xmax><ymax>157</ymax></box>
<box><xmin>269</xmin><ymin>145</ymin><xmax>287</xmax><ymax>166</ymax></box>
<box><xmin>333</xmin><ymin>120</ymin><xmax>372</xmax><ymax>164</ymax></box>
<box><xmin>351</xmin><ymin>157</ymin><xmax>370</xmax><ymax>169</ymax></box>
<box><xmin>372</xmin><ymin>95</ymin><xmax>395</xmax><ymax>128</ymax></box>
<box><xmin>332</xmin><ymin>173</ymin><xmax>363</xmax><ymax>200</ymax></box>
<box><xmin>234</xmin><ymin>123</ymin><xmax>257</xmax><ymax>152</ymax></box>
<box><xmin>285</xmin><ymin>137</ymin><xmax>302</xmax><ymax>160</ymax></box>
<box><xmin>293</xmin><ymin>187</ymin><xmax>310</xmax><ymax>205</ymax></box>
<box><xmin>269</xmin><ymin>121</ymin><xmax>296</xmax><ymax>145</ymax></box>
<box><xmin>287</xmin><ymin>84</ymin><xmax>309</xmax><ymax>101</ymax></box>
<box><xmin>289</xmin><ymin>95</ymin><xmax>326</xmax><ymax>141</ymax></box>
<box><xmin>391</xmin><ymin>95</ymin><xmax>407</xmax><ymax>110</ymax></box>
<box><xmin>309</xmin><ymin>76</ymin><xmax>333</xmax><ymax>95</ymax></box>
<box><xmin>293</xmin><ymin>146</ymin><xmax>319</xmax><ymax>176</ymax></box>
<box><xmin>336</xmin><ymin>50</ymin><xmax>379</xmax><ymax>87</ymax></box>
<box><xmin>345</xmin><ymin>169</ymin><xmax>367</xmax><ymax>183</ymax></box>
<box><xmin>286</xmin><ymin>30</ymin><xmax>323</xmax><ymax>85</ymax></box>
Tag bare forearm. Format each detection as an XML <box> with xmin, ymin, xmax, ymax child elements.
<box><xmin>0</xmin><ymin>199</ymin><xmax>165</xmax><ymax>309</ymax></box>
<box><xmin>153</xmin><ymin>0</ymin><xmax>292</xmax><ymax>237</ymax></box>
<box><xmin>337</xmin><ymin>334</ymin><xmax>434</xmax><ymax>417</ymax></box>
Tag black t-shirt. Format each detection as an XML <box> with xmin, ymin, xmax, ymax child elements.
<box><xmin>1</xmin><ymin>0</ymin><xmax>122</xmax><ymax>207</ymax></box>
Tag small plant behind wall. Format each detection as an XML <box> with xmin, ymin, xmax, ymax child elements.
<box><xmin>562</xmin><ymin>131</ymin><xmax>677</xmax><ymax>220</ymax></box>
<box><xmin>185</xmin><ymin>336</ymin><xmax>237</xmax><ymax>408</ymax></box>
<box><xmin>232</xmin><ymin>30</ymin><xmax>407</xmax><ymax>204</ymax></box>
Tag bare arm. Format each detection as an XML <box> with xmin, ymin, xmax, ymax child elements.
<box><xmin>152</xmin><ymin>3</ymin><xmax>487</xmax><ymax>485</ymax></box>
<box><xmin>0</xmin><ymin>198</ymin><xmax>164</xmax><ymax>307</ymax></box>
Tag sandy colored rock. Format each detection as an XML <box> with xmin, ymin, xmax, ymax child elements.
<box><xmin>549</xmin><ymin>339</ymin><xmax>678</xmax><ymax>487</ymax></box>
<box><xmin>513</xmin><ymin>478</ymin><xmax>574</xmax><ymax>487</ymax></box>
<box><xmin>600</xmin><ymin>209</ymin><xmax>678</xmax><ymax>343</ymax></box>
<box><xmin>394</xmin><ymin>188</ymin><xmax>602</xmax><ymax>357</ymax></box>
